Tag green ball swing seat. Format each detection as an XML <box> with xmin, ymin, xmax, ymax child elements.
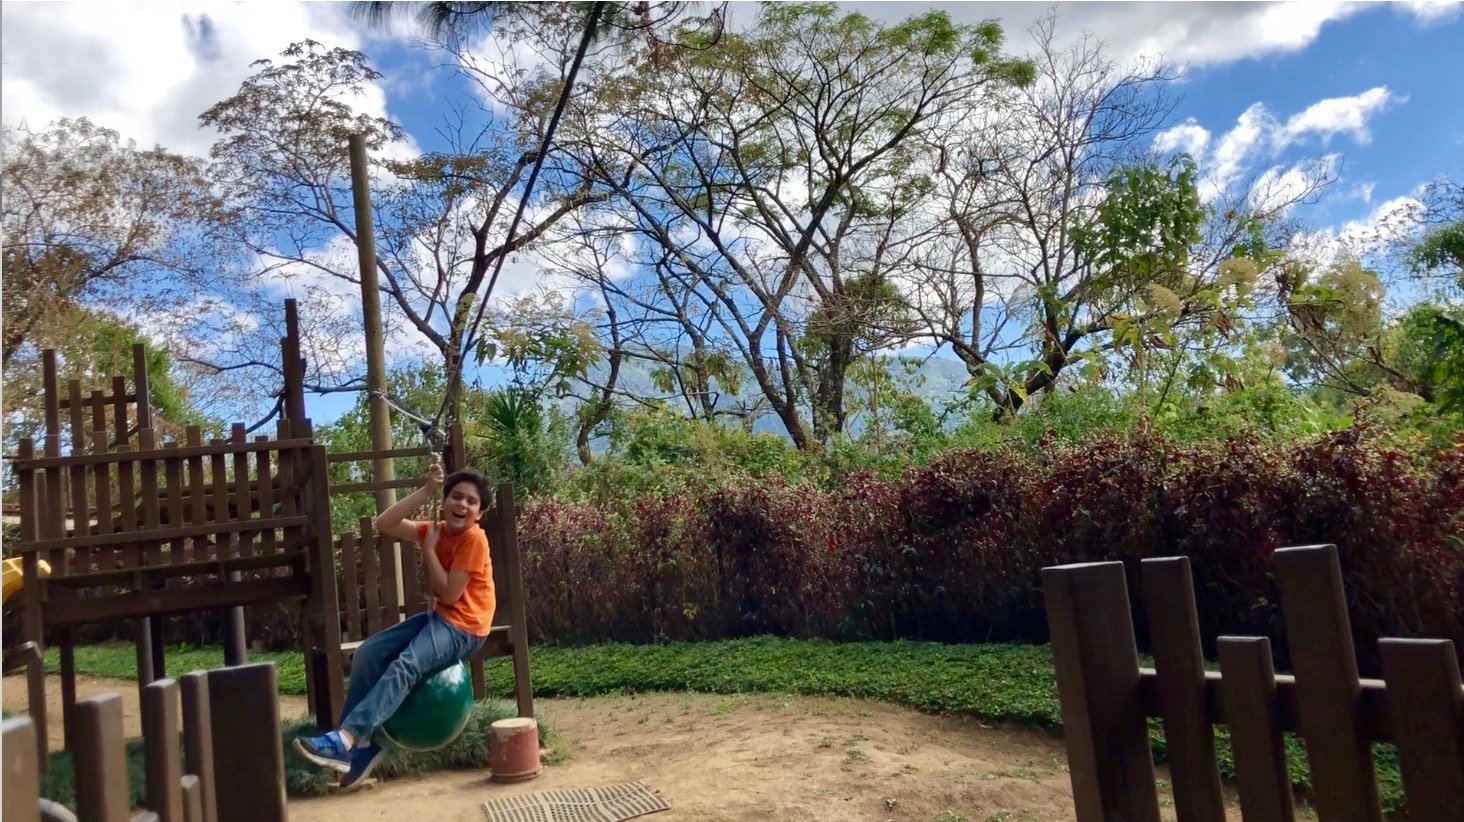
<box><xmin>378</xmin><ymin>660</ymin><xmax>475</xmax><ymax>752</ymax></box>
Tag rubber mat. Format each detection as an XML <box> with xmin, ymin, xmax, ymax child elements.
<box><xmin>481</xmin><ymin>781</ymin><xmax>670</xmax><ymax>822</ymax></box>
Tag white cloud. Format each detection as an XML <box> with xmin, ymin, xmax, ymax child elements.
<box><xmin>839</xmin><ymin>1</ymin><xmax>1368</xmax><ymax>68</ymax></box>
<box><xmin>1289</xmin><ymin>194</ymin><xmax>1428</xmax><ymax>270</ymax></box>
<box><xmin>1204</xmin><ymin>103</ymin><xmax>1276</xmax><ymax>196</ymax></box>
<box><xmin>1191</xmin><ymin>88</ymin><xmax>1400</xmax><ymax>202</ymax></box>
<box><xmin>1153</xmin><ymin>118</ymin><xmax>1211</xmax><ymax>158</ymax></box>
<box><xmin>1</xmin><ymin>2</ymin><xmax>384</xmax><ymax>158</ymax></box>
<box><xmin>1398</xmin><ymin>1</ymin><xmax>1463</xmax><ymax>24</ymax></box>
<box><xmin>1278</xmin><ymin>87</ymin><xmax>1400</xmax><ymax>148</ymax></box>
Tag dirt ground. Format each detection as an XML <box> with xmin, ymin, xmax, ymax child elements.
<box><xmin>6</xmin><ymin>674</ymin><xmax>1244</xmax><ymax>822</ymax></box>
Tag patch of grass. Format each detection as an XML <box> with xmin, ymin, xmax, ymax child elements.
<box><xmin>43</xmin><ymin>637</ymin><xmax>1408</xmax><ymax>816</ymax></box>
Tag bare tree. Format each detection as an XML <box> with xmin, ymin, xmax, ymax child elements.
<box><xmin>568</xmin><ymin>4</ymin><xmax>1033</xmax><ymax>449</ymax></box>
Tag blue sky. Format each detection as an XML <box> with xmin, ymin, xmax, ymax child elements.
<box><xmin>4</xmin><ymin>1</ymin><xmax>1462</xmax><ymax>426</ymax></box>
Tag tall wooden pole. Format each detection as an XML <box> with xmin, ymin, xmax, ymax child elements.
<box><xmin>348</xmin><ymin>133</ymin><xmax>403</xmax><ymax>616</ymax></box>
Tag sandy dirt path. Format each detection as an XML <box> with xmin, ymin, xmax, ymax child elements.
<box><xmin>5</xmin><ymin>674</ymin><xmax>1241</xmax><ymax>821</ymax></box>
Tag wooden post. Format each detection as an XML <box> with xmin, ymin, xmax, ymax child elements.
<box><xmin>142</xmin><ymin>679</ymin><xmax>184</xmax><ymax>822</ymax></box>
<box><xmin>3</xmin><ymin>717</ymin><xmax>41</xmax><ymax>822</ymax></box>
<box><xmin>1040</xmin><ymin>561</ymin><xmax>1160</xmax><ymax>822</ymax></box>
<box><xmin>18</xmin><ymin>440</ymin><xmax>48</xmax><ymax>765</ymax></box>
<box><xmin>349</xmin><ymin>132</ymin><xmax>404</xmax><ymax>619</ymax></box>
<box><xmin>1218</xmin><ymin>636</ymin><xmax>1295</xmax><ymax>822</ymax></box>
<box><xmin>1378</xmin><ymin>638</ymin><xmax>1464</xmax><ymax>822</ymax></box>
<box><xmin>58</xmin><ymin>629</ymin><xmax>77</xmax><ymax>752</ymax></box>
<box><xmin>181</xmin><ymin>776</ymin><xmax>205</xmax><ymax>822</ymax></box>
<box><xmin>208</xmin><ymin>664</ymin><xmax>286</xmax><ymax>822</ymax></box>
<box><xmin>180</xmin><ymin>673</ymin><xmax>218</xmax><ymax>822</ymax></box>
<box><xmin>1274</xmin><ymin>545</ymin><xmax>1383</xmax><ymax>822</ymax></box>
<box><xmin>73</xmin><ymin>695</ymin><xmax>131</xmax><ymax>822</ymax></box>
<box><xmin>307</xmin><ymin>445</ymin><xmax>346</xmax><ymax>728</ymax></box>
<box><xmin>499</xmin><ymin>484</ymin><xmax>535</xmax><ymax>719</ymax></box>
<box><xmin>1139</xmin><ymin>557</ymin><xmax>1224</xmax><ymax>822</ymax></box>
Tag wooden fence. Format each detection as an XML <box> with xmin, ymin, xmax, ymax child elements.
<box><xmin>1042</xmin><ymin>544</ymin><xmax>1464</xmax><ymax>822</ymax></box>
<box><xmin>2</xmin><ymin>662</ymin><xmax>288</xmax><ymax>822</ymax></box>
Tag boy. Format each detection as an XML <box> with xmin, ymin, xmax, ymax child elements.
<box><xmin>294</xmin><ymin>457</ymin><xmax>495</xmax><ymax>790</ymax></box>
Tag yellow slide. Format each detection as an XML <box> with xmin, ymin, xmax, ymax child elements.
<box><xmin>2</xmin><ymin>557</ymin><xmax>51</xmax><ymax>605</ymax></box>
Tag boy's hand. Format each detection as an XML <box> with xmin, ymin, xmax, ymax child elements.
<box><xmin>424</xmin><ymin>455</ymin><xmax>444</xmax><ymax>492</ymax></box>
<box><xmin>423</xmin><ymin>521</ymin><xmax>441</xmax><ymax>552</ymax></box>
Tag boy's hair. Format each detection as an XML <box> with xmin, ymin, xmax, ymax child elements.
<box><xmin>443</xmin><ymin>468</ymin><xmax>490</xmax><ymax>506</ymax></box>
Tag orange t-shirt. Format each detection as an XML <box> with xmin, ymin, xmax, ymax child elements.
<box><xmin>416</xmin><ymin>520</ymin><xmax>496</xmax><ymax>637</ymax></box>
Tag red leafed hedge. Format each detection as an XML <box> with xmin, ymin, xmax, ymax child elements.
<box><xmin>519</xmin><ymin>427</ymin><xmax>1463</xmax><ymax>673</ymax></box>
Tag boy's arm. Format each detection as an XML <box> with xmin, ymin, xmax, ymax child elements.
<box><xmin>374</xmin><ymin>458</ymin><xmax>444</xmax><ymax>542</ymax></box>
<box><xmin>421</xmin><ymin>522</ymin><xmax>474</xmax><ymax>605</ymax></box>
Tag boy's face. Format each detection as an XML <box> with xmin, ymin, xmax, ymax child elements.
<box><xmin>441</xmin><ymin>480</ymin><xmax>483</xmax><ymax>533</ymax></box>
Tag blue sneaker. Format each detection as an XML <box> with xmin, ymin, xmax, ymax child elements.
<box><xmin>337</xmin><ymin>743</ymin><xmax>387</xmax><ymax>792</ymax></box>
<box><xmin>292</xmin><ymin>730</ymin><xmax>352</xmax><ymax>773</ymax></box>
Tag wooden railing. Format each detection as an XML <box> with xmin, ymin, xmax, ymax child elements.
<box><xmin>1042</xmin><ymin>544</ymin><xmax>1464</xmax><ymax>822</ymax></box>
<box><xmin>2</xmin><ymin>662</ymin><xmax>288</xmax><ymax>822</ymax></box>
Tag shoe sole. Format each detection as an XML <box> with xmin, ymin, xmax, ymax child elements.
<box><xmin>292</xmin><ymin>737</ymin><xmax>351</xmax><ymax>774</ymax></box>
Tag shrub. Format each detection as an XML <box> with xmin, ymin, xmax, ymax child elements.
<box><xmin>518</xmin><ymin>425</ymin><xmax>1463</xmax><ymax>674</ymax></box>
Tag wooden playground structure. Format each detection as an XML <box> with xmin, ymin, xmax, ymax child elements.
<box><xmin>1042</xmin><ymin>544</ymin><xmax>1464</xmax><ymax>822</ymax></box>
<box><xmin>2</xmin><ymin>299</ymin><xmax>535</xmax><ymax>809</ymax></box>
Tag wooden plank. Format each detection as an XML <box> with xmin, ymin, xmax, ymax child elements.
<box><xmin>41</xmin><ymin>350</ymin><xmax>63</xmax><ymax>553</ymax></box>
<box><xmin>209</xmin><ymin>439</ymin><xmax>231</xmax><ymax>558</ymax></box>
<box><xmin>68</xmin><ymin>379</ymin><xmax>91</xmax><ymax>576</ymax></box>
<box><xmin>1137</xmin><ymin>671</ymin><xmax>1411</xmax><ymax>747</ymax></box>
<box><xmin>341</xmin><ymin>534</ymin><xmax>361</xmax><ymax>642</ymax></box>
<box><xmin>92</xmin><ymin>424</ymin><xmax>116</xmax><ymax>572</ymax></box>
<box><xmin>180</xmin><ymin>672</ymin><xmax>218</xmax><ymax>822</ymax></box>
<box><xmin>11</xmin><ymin>439</ymin><xmax>317</xmax><ymax>470</ymax></box>
<box><xmin>1377</xmin><ymin>639</ymin><xmax>1464</xmax><ymax>821</ymax></box>
<box><xmin>58</xmin><ymin>390</ymin><xmax>137</xmax><ymax>409</ymax></box>
<box><xmin>1040</xmin><ymin>561</ymin><xmax>1161</xmax><ymax>822</ymax></box>
<box><xmin>361</xmin><ymin>518</ymin><xmax>381</xmax><ymax>635</ymax></box>
<box><xmin>73</xmin><ymin>694</ymin><xmax>131</xmax><ymax>822</ymax></box>
<box><xmin>139</xmin><ymin>427</ymin><xmax>162</xmax><ymax>566</ymax></box>
<box><xmin>114</xmin><ymin>376</ymin><xmax>138</xmax><ymax>570</ymax></box>
<box><xmin>274</xmin><ymin>421</ymin><xmax>300</xmax><ymax>548</ymax></box>
<box><xmin>46</xmin><ymin>576</ymin><xmax>312</xmax><ymax>625</ymax></box>
<box><xmin>165</xmin><ymin>441</ymin><xmax>187</xmax><ymax>565</ymax></box>
<box><xmin>46</xmin><ymin>551</ymin><xmax>306</xmax><ymax>591</ymax></box>
<box><xmin>328</xmin><ymin>446</ymin><xmax>432</xmax><ymax>463</ymax></box>
<box><xmin>1273</xmin><ymin>544</ymin><xmax>1382</xmax><ymax>822</ymax></box>
<box><xmin>1218</xmin><ymin>636</ymin><xmax>1294</xmax><ymax>822</ymax></box>
<box><xmin>333</xmin><ymin>477</ymin><xmax>425</xmax><ymax>495</ymax></box>
<box><xmin>255</xmin><ymin>436</ymin><xmax>275</xmax><ymax>558</ymax></box>
<box><xmin>207</xmin><ymin>664</ymin><xmax>286</xmax><ymax>822</ymax></box>
<box><xmin>142</xmin><ymin>679</ymin><xmax>184</xmax><ymax>822</ymax></box>
<box><xmin>186</xmin><ymin>429</ymin><xmax>207</xmax><ymax>563</ymax></box>
<box><xmin>1139</xmin><ymin>557</ymin><xmax>1225</xmax><ymax>822</ymax></box>
<box><xmin>232</xmin><ymin>426</ymin><xmax>254</xmax><ymax>559</ymax></box>
<box><xmin>378</xmin><ymin>523</ymin><xmax>400</xmax><ymax>627</ymax></box>
<box><xmin>15</xmin><ymin>516</ymin><xmax>312</xmax><ymax>554</ymax></box>
<box><xmin>3</xmin><ymin>717</ymin><xmax>41</xmax><ymax>822</ymax></box>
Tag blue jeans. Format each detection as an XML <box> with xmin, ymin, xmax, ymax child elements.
<box><xmin>339</xmin><ymin>611</ymin><xmax>484</xmax><ymax>744</ymax></box>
